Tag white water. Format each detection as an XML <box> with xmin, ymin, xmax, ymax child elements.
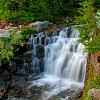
<box><xmin>28</xmin><ymin>27</ymin><xmax>88</xmax><ymax>100</ymax></box>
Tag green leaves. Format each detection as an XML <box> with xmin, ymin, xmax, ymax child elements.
<box><xmin>86</xmin><ymin>75</ymin><xmax>100</xmax><ymax>89</ymax></box>
<box><xmin>0</xmin><ymin>0</ymin><xmax>58</xmax><ymax>23</ymax></box>
<box><xmin>75</xmin><ymin>0</ymin><xmax>100</xmax><ymax>53</ymax></box>
<box><xmin>6</xmin><ymin>0</ymin><xmax>19</xmax><ymax>11</ymax></box>
<box><xmin>86</xmin><ymin>35</ymin><xmax>100</xmax><ymax>53</ymax></box>
<box><xmin>0</xmin><ymin>26</ymin><xmax>35</xmax><ymax>64</ymax></box>
<box><xmin>0</xmin><ymin>40</ymin><xmax>13</xmax><ymax>62</ymax></box>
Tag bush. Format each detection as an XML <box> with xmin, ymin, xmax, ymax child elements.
<box><xmin>20</xmin><ymin>26</ymin><xmax>36</xmax><ymax>41</ymax></box>
<box><xmin>0</xmin><ymin>0</ymin><xmax>52</xmax><ymax>23</ymax></box>
<box><xmin>75</xmin><ymin>0</ymin><xmax>100</xmax><ymax>53</ymax></box>
<box><xmin>0</xmin><ymin>0</ymin><xmax>99</xmax><ymax>24</ymax></box>
<box><xmin>0</xmin><ymin>0</ymin><xmax>84</xmax><ymax>24</ymax></box>
<box><xmin>0</xmin><ymin>25</ymin><xmax>35</xmax><ymax>62</ymax></box>
<box><xmin>0</xmin><ymin>40</ymin><xmax>13</xmax><ymax>63</ymax></box>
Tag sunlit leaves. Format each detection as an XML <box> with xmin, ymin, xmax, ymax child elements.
<box><xmin>75</xmin><ymin>0</ymin><xmax>100</xmax><ymax>53</ymax></box>
<box><xmin>0</xmin><ymin>26</ymin><xmax>35</xmax><ymax>63</ymax></box>
<box><xmin>0</xmin><ymin>40</ymin><xmax>13</xmax><ymax>62</ymax></box>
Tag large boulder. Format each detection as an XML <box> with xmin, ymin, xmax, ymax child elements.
<box><xmin>29</xmin><ymin>21</ymin><xmax>52</xmax><ymax>32</ymax></box>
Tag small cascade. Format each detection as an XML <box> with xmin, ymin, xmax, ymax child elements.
<box><xmin>27</xmin><ymin>27</ymin><xmax>88</xmax><ymax>100</ymax></box>
<box><xmin>27</xmin><ymin>32</ymin><xmax>45</xmax><ymax>74</ymax></box>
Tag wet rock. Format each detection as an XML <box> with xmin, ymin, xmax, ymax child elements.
<box><xmin>35</xmin><ymin>45</ymin><xmax>44</xmax><ymax>59</ymax></box>
<box><xmin>15</xmin><ymin>69</ymin><xmax>26</xmax><ymax>76</ymax></box>
<box><xmin>7</xmin><ymin>96</ymin><xmax>28</xmax><ymax>100</ymax></box>
<box><xmin>29</xmin><ymin>21</ymin><xmax>50</xmax><ymax>32</ymax></box>
<box><xmin>24</xmin><ymin>51</ymin><xmax>33</xmax><ymax>64</ymax></box>
<box><xmin>9</xmin><ymin>75</ymin><xmax>43</xmax><ymax>100</ymax></box>
<box><xmin>28</xmin><ymin>73</ymin><xmax>43</xmax><ymax>81</ymax></box>
<box><xmin>12</xmin><ymin>62</ymin><xmax>17</xmax><ymax>73</ymax></box>
<box><xmin>44</xmin><ymin>89</ymin><xmax>82</xmax><ymax>100</ymax></box>
<box><xmin>14</xmin><ymin>62</ymin><xmax>29</xmax><ymax>76</ymax></box>
<box><xmin>10</xmin><ymin>76</ymin><xmax>28</xmax><ymax>98</ymax></box>
<box><xmin>67</xmin><ymin>90</ymin><xmax>82</xmax><ymax>100</ymax></box>
<box><xmin>13</xmin><ymin>58</ymin><xmax>28</xmax><ymax>75</ymax></box>
<box><xmin>1</xmin><ymin>70</ymin><xmax>11</xmax><ymax>82</ymax></box>
<box><xmin>40</xmin><ymin>35</ymin><xmax>45</xmax><ymax>45</ymax></box>
<box><xmin>39</xmin><ymin>59</ymin><xmax>44</xmax><ymax>72</ymax></box>
<box><xmin>88</xmin><ymin>89</ymin><xmax>100</xmax><ymax>100</ymax></box>
<box><xmin>7</xmin><ymin>96</ymin><xmax>24</xmax><ymax>100</ymax></box>
<box><xmin>45</xmin><ymin>24</ymin><xmax>63</xmax><ymax>36</ymax></box>
<box><xmin>13</xmin><ymin>51</ymin><xmax>33</xmax><ymax>75</ymax></box>
<box><xmin>14</xmin><ymin>57</ymin><xmax>25</xmax><ymax>64</ymax></box>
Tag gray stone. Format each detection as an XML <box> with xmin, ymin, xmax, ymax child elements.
<box><xmin>7</xmin><ymin>96</ymin><xmax>28</xmax><ymax>100</ymax></box>
<box><xmin>0</xmin><ymin>29</ymin><xmax>12</xmax><ymax>37</ymax></box>
<box><xmin>29</xmin><ymin>21</ymin><xmax>50</xmax><ymax>32</ymax></box>
<box><xmin>7</xmin><ymin>96</ymin><xmax>18</xmax><ymax>100</ymax></box>
<box><xmin>24</xmin><ymin>51</ymin><xmax>33</xmax><ymax>64</ymax></box>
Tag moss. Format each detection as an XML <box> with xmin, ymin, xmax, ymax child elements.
<box><xmin>81</xmin><ymin>55</ymin><xmax>100</xmax><ymax>100</ymax></box>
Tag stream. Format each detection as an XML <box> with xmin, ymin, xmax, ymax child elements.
<box><xmin>26</xmin><ymin>27</ymin><xmax>88</xmax><ymax>100</ymax></box>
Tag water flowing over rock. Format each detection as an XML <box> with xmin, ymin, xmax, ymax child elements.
<box><xmin>27</xmin><ymin>27</ymin><xmax>88</xmax><ymax>100</ymax></box>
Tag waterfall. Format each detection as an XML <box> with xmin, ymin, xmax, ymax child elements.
<box><xmin>28</xmin><ymin>27</ymin><xmax>88</xmax><ymax>100</ymax></box>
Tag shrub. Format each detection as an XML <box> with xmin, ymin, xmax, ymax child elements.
<box><xmin>75</xmin><ymin>0</ymin><xmax>100</xmax><ymax>53</ymax></box>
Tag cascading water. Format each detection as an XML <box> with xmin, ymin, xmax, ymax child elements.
<box><xmin>28</xmin><ymin>27</ymin><xmax>88</xmax><ymax>100</ymax></box>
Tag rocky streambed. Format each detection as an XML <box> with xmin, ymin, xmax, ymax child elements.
<box><xmin>7</xmin><ymin>74</ymin><xmax>82</xmax><ymax>100</ymax></box>
<box><xmin>0</xmin><ymin>21</ymin><xmax>86</xmax><ymax>100</ymax></box>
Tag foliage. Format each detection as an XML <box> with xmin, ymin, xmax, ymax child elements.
<box><xmin>20</xmin><ymin>26</ymin><xmax>35</xmax><ymax>41</ymax></box>
<box><xmin>0</xmin><ymin>40</ymin><xmax>13</xmax><ymax>63</ymax></box>
<box><xmin>0</xmin><ymin>0</ymin><xmax>52</xmax><ymax>23</ymax></box>
<box><xmin>80</xmin><ymin>55</ymin><xmax>100</xmax><ymax>100</ymax></box>
<box><xmin>76</xmin><ymin>0</ymin><xmax>100</xmax><ymax>99</ymax></box>
<box><xmin>0</xmin><ymin>26</ymin><xmax>35</xmax><ymax>64</ymax></box>
<box><xmin>0</xmin><ymin>0</ymin><xmax>49</xmax><ymax>23</ymax></box>
<box><xmin>86</xmin><ymin>35</ymin><xmax>100</xmax><ymax>52</ymax></box>
<box><xmin>94</xmin><ymin>0</ymin><xmax>100</xmax><ymax>9</ymax></box>
<box><xmin>63</xmin><ymin>0</ymin><xmax>84</xmax><ymax>15</ymax></box>
<box><xmin>0</xmin><ymin>0</ymin><xmax>89</xmax><ymax>24</ymax></box>
<box><xmin>81</xmin><ymin>75</ymin><xmax>100</xmax><ymax>100</ymax></box>
<box><xmin>75</xmin><ymin>0</ymin><xmax>100</xmax><ymax>53</ymax></box>
<box><xmin>0</xmin><ymin>0</ymin><xmax>99</xmax><ymax>24</ymax></box>
<box><xmin>87</xmin><ymin>75</ymin><xmax>100</xmax><ymax>89</ymax></box>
